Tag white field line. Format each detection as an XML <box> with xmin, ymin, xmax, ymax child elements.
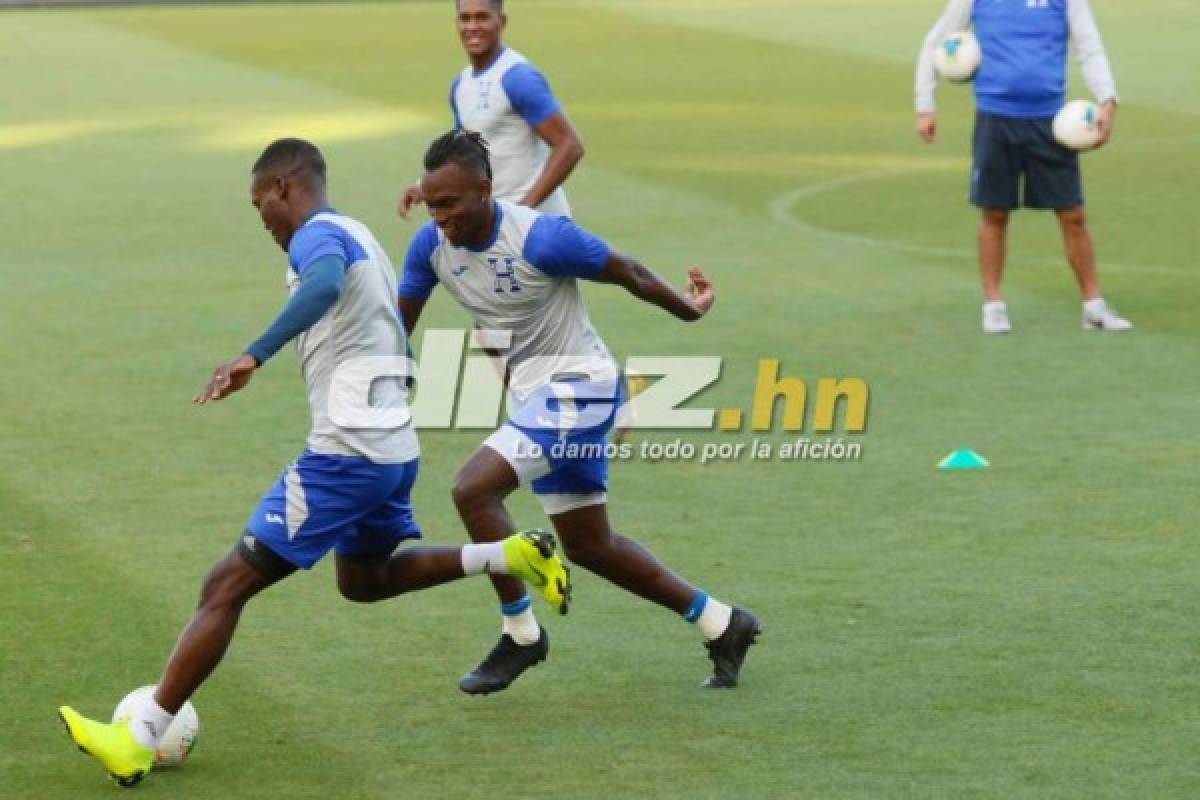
<box><xmin>768</xmin><ymin>135</ymin><xmax>1200</xmax><ymax>276</ymax></box>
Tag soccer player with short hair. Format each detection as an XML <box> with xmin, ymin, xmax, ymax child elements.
<box><xmin>58</xmin><ymin>138</ymin><xmax>570</xmax><ymax>788</ymax></box>
<box><xmin>398</xmin><ymin>0</ymin><xmax>583</xmax><ymax>219</ymax></box>
<box><xmin>915</xmin><ymin>0</ymin><xmax>1132</xmax><ymax>333</ymax></box>
<box><xmin>399</xmin><ymin>130</ymin><xmax>761</xmax><ymax>695</ymax></box>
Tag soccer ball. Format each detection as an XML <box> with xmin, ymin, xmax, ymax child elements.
<box><xmin>935</xmin><ymin>31</ymin><xmax>981</xmax><ymax>82</ymax></box>
<box><xmin>112</xmin><ymin>686</ymin><xmax>200</xmax><ymax>767</ymax></box>
<box><xmin>1053</xmin><ymin>100</ymin><xmax>1102</xmax><ymax>151</ymax></box>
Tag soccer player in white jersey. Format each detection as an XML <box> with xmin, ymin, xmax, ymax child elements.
<box><xmin>57</xmin><ymin>139</ymin><xmax>570</xmax><ymax>788</ymax></box>
<box><xmin>399</xmin><ymin>130</ymin><xmax>762</xmax><ymax>694</ymax></box>
<box><xmin>398</xmin><ymin>0</ymin><xmax>583</xmax><ymax>219</ymax></box>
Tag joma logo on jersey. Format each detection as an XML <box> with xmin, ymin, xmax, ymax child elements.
<box><xmin>488</xmin><ymin>257</ymin><xmax>521</xmax><ymax>294</ymax></box>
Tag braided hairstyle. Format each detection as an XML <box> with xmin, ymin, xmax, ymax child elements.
<box><xmin>423</xmin><ymin>129</ymin><xmax>493</xmax><ymax>181</ymax></box>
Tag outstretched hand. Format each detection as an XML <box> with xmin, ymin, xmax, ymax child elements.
<box><xmin>194</xmin><ymin>354</ymin><xmax>258</xmax><ymax>405</ymax></box>
<box><xmin>685</xmin><ymin>266</ymin><xmax>715</xmax><ymax>318</ymax></box>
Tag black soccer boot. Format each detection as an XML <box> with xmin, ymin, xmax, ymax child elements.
<box><xmin>701</xmin><ymin>608</ymin><xmax>762</xmax><ymax>688</ymax></box>
<box><xmin>458</xmin><ymin>626</ymin><xmax>549</xmax><ymax>695</ymax></box>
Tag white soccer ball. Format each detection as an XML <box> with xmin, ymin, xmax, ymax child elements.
<box><xmin>935</xmin><ymin>31</ymin><xmax>982</xmax><ymax>83</ymax></box>
<box><xmin>112</xmin><ymin>686</ymin><xmax>199</xmax><ymax>767</ymax></box>
<box><xmin>1053</xmin><ymin>99</ymin><xmax>1102</xmax><ymax>151</ymax></box>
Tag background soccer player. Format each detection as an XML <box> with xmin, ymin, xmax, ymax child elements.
<box><xmin>915</xmin><ymin>0</ymin><xmax>1132</xmax><ymax>334</ymax></box>
<box><xmin>398</xmin><ymin>130</ymin><xmax>761</xmax><ymax>695</ymax></box>
<box><xmin>398</xmin><ymin>0</ymin><xmax>583</xmax><ymax>219</ymax></box>
<box><xmin>58</xmin><ymin>138</ymin><xmax>569</xmax><ymax>788</ymax></box>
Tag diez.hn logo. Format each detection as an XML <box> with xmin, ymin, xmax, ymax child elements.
<box><xmin>326</xmin><ymin>329</ymin><xmax>870</xmax><ymax>436</ymax></box>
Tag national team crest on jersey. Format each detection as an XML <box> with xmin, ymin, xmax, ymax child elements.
<box><xmin>476</xmin><ymin>80</ymin><xmax>493</xmax><ymax>110</ymax></box>
<box><xmin>449</xmin><ymin>47</ymin><xmax>570</xmax><ymax>216</ymax></box>
<box><xmin>489</xmin><ymin>256</ymin><xmax>521</xmax><ymax>293</ymax></box>
<box><xmin>398</xmin><ymin>200</ymin><xmax>614</xmax><ymax>404</ymax></box>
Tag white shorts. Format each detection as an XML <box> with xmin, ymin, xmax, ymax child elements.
<box><xmin>483</xmin><ymin>424</ymin><xmax>607</xmax><ymax>515</ymax></box>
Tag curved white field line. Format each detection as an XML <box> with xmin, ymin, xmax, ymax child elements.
<box><xmin>769</xmin><ymin>135</ymin><xmax>1200</xmax><ymax>276</ymax></box>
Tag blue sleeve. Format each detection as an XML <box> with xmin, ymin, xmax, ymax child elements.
<box><xmin>287</xmin><ymin>221</ymin><xmax>363</xmax><ymax>273</ymax></box>
<box><xmin>522</xmin><ymin>215</ymin><xmax>610</xmax><ymax>279</ymax></box>
<box><xmin>246</xmin><ymin>254</ymin><xmax>345</xmax><ymax>365</ymax></box>
<box><xmin>449</xmin><ymin>75</ymin><xmax>463</xmax><ymax>128</ymax></box>
<box><xmin>502</xmin><ymin>63</ymin><xmax>561</xmax><ymax>127</ymax></box>
<box><xmin>398</xmin><ymin>222</ymin><xmax>441</xmax><ymax>300</ymax></box>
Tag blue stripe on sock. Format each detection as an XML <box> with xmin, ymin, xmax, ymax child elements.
<box><xmin>683</xmin><ymin>590</ymin><xmax>708</xmax><ymax>623</ymax></box>
<box><xmin>501</xmin><ymin>594</ymin><xmax>532</xmax><ymax>616</ymax></box>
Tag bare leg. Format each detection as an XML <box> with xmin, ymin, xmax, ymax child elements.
<box><xmin>1056</xmin><ymin>205</ymin><xmax>1100</xmax><ymax>300</ymax></box>
<box><xmin>452</xmin><ymin>447</ymin><xmax>523</xmax><ymax>604</ymax></box>
<box><xmin>335</xmin><ymin>546</ymin><xmax>466</xmax><ymax>603</ymax></box>
<box><xmin>157</xmin><ymin>540</ymin><xmax>496</xmax><ymax>711</ymax></box>
<box><xmin>979</xmin><ymin>207</ymin><xmax>1010</xmax><ymax>302</ymax></box>
<box><xmin>549</xmin><ymin>503</ymin><xmax>695</xmax><ymax>614</ymax></box>
<box><xmin>154</xmin><ymin>549</ymin><xmax>280</xmax><ymax>713</ymax></box>
<box><xmin>451</xmin><ymin>447</ymin><xmax>552</xmax><ymax>694</ymax></box>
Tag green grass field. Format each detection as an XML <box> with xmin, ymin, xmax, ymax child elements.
<box><xmin>2</xmin><ymin>1</ymin><xmax>1199</xmax><ymax>797</ymax></box>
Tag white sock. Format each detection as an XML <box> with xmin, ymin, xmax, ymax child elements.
<box><xmin>983</xmin><ymin>300</ymin><xmax>1007</xmax><ymax>311</ymax></box>
<box><xmin>129</xmin><ymin>692</ymin><xmax>173</xmax><ymax>749</ymax></box>
<box><xmin>461</xmin><ymin>542</ymin><xmax>508</xmax><ymax>576</ymax></box>
<box><xmin>1083</xmin><ymin>297</ymin><xmax>1107</xmax><ymax>315</ymax></box>
<box><xmin>502</xmin><ymin>607</ymin><xmax>541</xmax><ymax>645</ymax></box>
<box><xmin>698</xmin><ymin>597</ymin><xmax>734</xmax><ymax>641</ymax></box>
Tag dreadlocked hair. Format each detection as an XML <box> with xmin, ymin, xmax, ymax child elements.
<box><xmin>423</xmin><ymin>129</ymin><xmax>493</xmax><ymax>181</ymax></box>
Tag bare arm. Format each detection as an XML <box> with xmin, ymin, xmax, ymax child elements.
<box><xmin>520</xmin><ymin>111</ymin><xmax>585</xmax><ymax>209</ymax></box>
<box><xmin>591</xmin><ymin>251</ymin><xmax>714</xmax><ymax>322</ymax></box>
<box><xmin>397</xmin><ymin>295</ymin><xmax>428</xmax><ymax>336</ymax></box>
<box><xmin>397</xmin><ymin>183</ymin><xmax>424</xmax><ymax>220</ymax></box>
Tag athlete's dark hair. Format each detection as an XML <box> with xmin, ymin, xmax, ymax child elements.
<box><xmin>423</xmin><ymin>129</ymin><xmax>493</xmax><ymax>181</ymax></box>
<box><xmin>456</xmin><ymin>0</ymin><xmax>503</xmax><ymax>10</ymax></box>
<box><xmin>252</xmin><ymin>138</ymin><xmax>326</xmax><ymax>185</ymax></box>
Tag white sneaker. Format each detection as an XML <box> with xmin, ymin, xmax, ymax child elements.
<box><xmin>1082</xmin><ymin>298</ymin><xmax>1133</xmax><ymax>332</ymax></box>
<box><xmin>981</xmin><ymin>301</ymin><xmax>1012</xmax><ymax>334</ymax></box>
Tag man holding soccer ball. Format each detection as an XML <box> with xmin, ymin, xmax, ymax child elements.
<box><xmin>915</xmin><ymin>0</ymin><xmax>1132</xmax><ymax>333</ymax></box>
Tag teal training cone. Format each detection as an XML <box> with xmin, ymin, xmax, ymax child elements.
<box><xmin>937</xmin><ymin>449</ymin><xmax>989</xmax><ymax>470</ymax></box>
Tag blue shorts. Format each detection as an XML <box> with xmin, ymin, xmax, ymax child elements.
<box><xmin>245</xmin><ymin>450</ymin><xmax>422</xmax><ymax>569</ymax></box>
<box><xmin>484</xmin><ymin>376</ymin><xmax>625</xmax><ymax>514</ymax></box>
<box><xmin>970</xmin><ymin>110</ymin><xmax>1083</xmax><ymax>211</ymax></box>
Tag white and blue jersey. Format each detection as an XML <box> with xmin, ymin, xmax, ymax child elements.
<box><xmin>916</xmin><ymin>0</ymin><xmax>1117</xmax><ymax>118</ymax></box>
<box><xmin>246</xmin><ymin>211</ymin><xmax>422</xmax><ymax>568</ymax></box>
<box><xmin>400</xmin><ymin>201</ymin><xmax>622</xmax><ymax>513</ymax></box>
<box><xmin>451</xmin><ymin>47</ymin><xmax>570</xmax><ymax>217</ymax></box>
<box><xmin>400</xmin><ymin>200</ymin><xmax>614</xmax><ymax>404</ymax></box>
<box><xmin>281</xmin><ymin>211</ymin><xmax>419</xmax><ymax>464</ymax></box>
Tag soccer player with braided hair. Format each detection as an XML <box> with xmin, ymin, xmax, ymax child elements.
<box><xmin>399</xmin><ymin>130</ymin><xmax>762</xmax><ymax>695</ymax></box>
